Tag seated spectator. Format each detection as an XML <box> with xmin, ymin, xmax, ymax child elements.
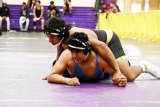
<box><xmin>107</xmin><ymin>3</ymin><xmax>120</xmax><ymax>13</ymax></box>
<box><xmin>19</xmin><ymin>2</ymin><xmax>30</xmax><ymax>32</ymax></box>
<box><xmin>47</xmin><ymin>1</ymin><xmax>59</xmax><ymax>19</ymax></box>
<box><xmin>0</xmin><ymin>2</ymin><xmax>10</xmax><ymax>31</ymax></box>
<box><xmin>99</xmin><ymin>3</ymin><xmax>120</xmax><ymax>13</ymax></box>
<box><xmin>99</xmin><ymin>3</ymin><xmax>120</xmax><ymax>19</ymax></box>
<box><xmin>99</xmin><ymin>3</ymin><xmax>108</xmax><ymax>13</ymax></box>
<box><xmin>63</xmin><ymin>0</ymin><xmax>72</xmax><ymax>15</ymax></box>
<box><xmin>27</xmin><ymin>0</ymin><xmax>36</xmax><ymax>9</ymax></box>
<box><xmin>33</xmin><ymin>0</ymin><xmax>44</xmax><ymax>31</ymax></box>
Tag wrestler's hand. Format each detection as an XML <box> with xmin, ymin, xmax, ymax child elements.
<box><xmin>112</xmin><ymin>73</ymin><xmax>127</xmax><ymax>87</ymax></box>
<box><xmin>66</xmin><ymin>77</ymin><xmax>80</xmax><ymax>86</ymax></box>
<box><xmin>41</xmin><ymin>75</ymin><xmax>48</xmax><ymax>80</ymax></box>
<box><xmin>117</xmin><ymin>74</ymin><xmax>127</xmax><ymax>87</ymax></box>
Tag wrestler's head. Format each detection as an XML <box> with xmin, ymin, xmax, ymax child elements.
<box><xmin>67</xmin><ymin>32</ymin><xmax>91</xmax><ymax>63</ymax></box>
<box><xmin>44</xmin><ymin>17</ymin><xmax>70</xmax><ymax>46</ymax></box>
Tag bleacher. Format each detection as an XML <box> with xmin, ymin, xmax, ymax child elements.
<box><xmin>2</xmin><ymin>4</ymin><xmax>97</xmax><ymax>31</ymax></box>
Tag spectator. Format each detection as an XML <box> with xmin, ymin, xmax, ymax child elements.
<box><xmin>100</xmin><ymin>3</ymin><xmax>120</xmax><ymax>13</ymax></box>
<box><xmin>100</xmin><ymin>3</ymin><xmax>120</xmax><ymax>19</ymax></box>
<box><xmin>107</xmin><ymin>3</ymin><xmax>120</xmax><ymax>13</ymax></box>
<box><xmin>99</xmin><ymin>3</ymin><xmax>108</xmax><ymax>13</ymax></box>
<box><xmin>0</xmin><ymin>2</ymin><xmax>10</xmax><ymax>31</ymax></box>
<box><xmin>27</xmin><ymin>0</ymin><xmax>36</xmax><ymax>9</ymax></box>
<box><xmin>33</xmin><ymin>0</ymin><xmax>44</xmax><ymax>31</ymax></box>
<box><xmin>63</xmin><ymin>0</ymin><xmax>72</xmax><ymax>15</ymax></box>
<box><xmin>47</xmin><ymin>1</ymin><xmax>59</xmax><ymax>19</ymax></box>
<box><xmin>19</xmin><ymin>2</ymin><xmax>30</xmax><ymax>32</ymax></box>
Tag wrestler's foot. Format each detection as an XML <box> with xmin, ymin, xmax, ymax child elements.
<box><xmin>140</xmin><ymin>60</ymin><xmax>160</xmax><ymax>79</ymax></box>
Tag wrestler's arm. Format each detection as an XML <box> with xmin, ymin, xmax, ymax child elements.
<box><xmin>88</xmin><ymin>36</ymin><xmax>127</xmax><ymax>86</ymax></box>
<box><xmin>56</xmin><ymin>46</ymin><xmax>63</xmax><ymax>60</ymax></box>
<box><xmin>42</xmin><ymin>47</ymin><xmax>64</xmax><ymax>78</ymax></box>
<box><xmin>47</xmin><ymin>50</ymin><xmax>71</xmax><ymax>83</ymax></box>
<box><xmin>103</xmin><ymin>66</ymin><xmax>127</xmax><ymax>87</ymax></box>
<box><xmin>88</xmin><ymin>36</ymin><xmax>120</xmax><ymax>74</ymax></box>
<box><xmin>47</xmin><ymin>50</ymin><xmax>80</xmax><ymax>86</ymax></box>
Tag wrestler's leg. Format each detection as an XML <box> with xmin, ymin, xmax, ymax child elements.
<box><xmin>52</xmin><ymin>60</ymin><xmax>70</xmax><ymax>77</ymax></box>
<box><xmin>108</xmin><ymin>32</ymin><xmax>143</xmax><ymax>81</ymax></box>
<box><xmin>117</xmin><ymin>57</ymin><xmax>142</xmax><ymax>81</ymax></box>
<box><xmin>109</xmin><ymin>32</ymin><xmax>160</xmax><ymax>81</ymax></box>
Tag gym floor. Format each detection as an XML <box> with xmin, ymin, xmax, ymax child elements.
<box><xmin>0</xmin><ymin>32</ymin><xmax>160</xmax><ymax>107</ymax></box>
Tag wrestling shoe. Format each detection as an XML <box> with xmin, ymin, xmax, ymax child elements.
<box><xmin>139</xmin><ymin>60</ymin><xmax>160</xmax><ymax>79</ymax></box>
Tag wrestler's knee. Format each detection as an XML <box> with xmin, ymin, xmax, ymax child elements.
<box><xmin>47</xmin><ymin>75</ymin><xmax>53</xmax><ymax>83</ymax></box>
<box><xmin>118</xmin><ymin>61</ymin><xmax>136</xmax><ymax>82</ymax></box>
<box><xmin>126</xmin><ymin>75</ymin><xmax>135</xmax><ymax>82</ymax></box>
<box><xmin>120</xmin><ymin>69</ymin><xmax>136</xmax><ymax>82</ymax></box>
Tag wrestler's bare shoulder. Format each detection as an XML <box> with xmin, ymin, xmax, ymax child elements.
<box><xmin>60</xmin><ymin>49</ymin><xmax>72</xmax><ymax>60</ymax></box>
<box><xmin>69</xmin><ymin>27</ymin><xmax>97</xmax><ymax>39</ymax></box>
